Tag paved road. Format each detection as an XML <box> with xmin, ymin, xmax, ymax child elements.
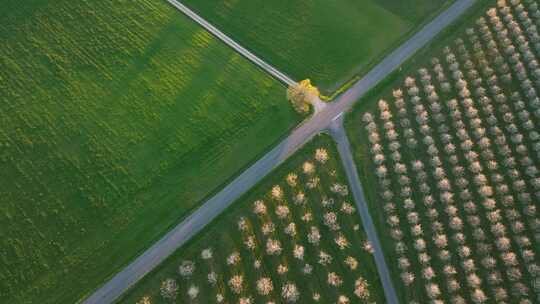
<box><xmin>166</xmin><ymin>0</ymin><xmax>296</xmax><ymax>86</ymax></box>
<box><xmin>328</xmin><ymin>118</ymin><xmax>399</xmax><ymax>304</ymax></box>
<box><xmin>83</xmin><ymin>0</ymin><xmax>476</xmax><ymax>303</ymax></box>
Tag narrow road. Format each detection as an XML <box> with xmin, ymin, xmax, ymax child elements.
<box><xmin>328</xmin><ymin>118</ymin><xmax>398</xmax><ymax>304</ymax></box>
<box><xmin>83</xmin><ymin>1</ymin><xmax>476</xmax><ymax>303</ymax></box>
<box><xmin>165</xmin><ymin>0</ymin><xmax>296</xmax><ymax>86</ymax></box>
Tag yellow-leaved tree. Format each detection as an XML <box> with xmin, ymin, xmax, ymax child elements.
<box><xmin>287</xmin><ymin>79</ymin><xmax>320</xmax><ymax>114</ymax></box>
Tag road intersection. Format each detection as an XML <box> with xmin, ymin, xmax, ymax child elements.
<box><xmin>83</xmin><ymin>1</ymin><xmax>476</xmax><ymax>303</ymax></box>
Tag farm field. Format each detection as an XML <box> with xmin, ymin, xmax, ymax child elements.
<box><xmin>181</xmin><ymin>0</ymin><xmax>453</xmax><ymax>95</ymax></box>
<box><xmin>346</xmin><ymin>1</ymin><xmax>540</xmax><ymax>303</ymax></box>
<box><xmin>120</xmin><ymin>134</ymin><xmax>385</xmax><ymax>304</ymax></box>
<box><xmin>0</xmin><ymin>0</ymin><xmax>301</xmax><ymax>303</ymax></box>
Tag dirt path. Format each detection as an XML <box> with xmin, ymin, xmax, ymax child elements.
<box><xmin>166</xmin><ymin>0</ymin><xmax>296</xmax><ymax>86</ymax></box>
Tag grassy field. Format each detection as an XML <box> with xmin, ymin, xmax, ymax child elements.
<box><xmin>120</xmin><ymin>134</ymin><xmax>385</xmax><ymax>304</ymax></box>
<box><xmin>346</xmin><ymin>1</ymin><xmax>540</xmax><ymax>303</ymax></box>
<box><xmin>0</xmin><ymin>0</ymin><xmax>301</xmax><ymax>303</ymax></box>
<box><xmin>182</xmin><ymin>0</ymin><xmax>453</xmax><ymax>95</ymax></box>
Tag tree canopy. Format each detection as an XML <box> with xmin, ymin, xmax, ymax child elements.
<box><xmin>287</xmin><ymin>79</ymin><xmax>320</xmax><ymax>113</ymax></box>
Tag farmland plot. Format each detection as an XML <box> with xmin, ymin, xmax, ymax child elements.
<box><xmin>181</xmin><ymin>0</ymin><xmax>452</xmax><ymax>94</ymax></box>
<box><xmin>347</xmin><ymin>1</ymin><xmax>540</xmax><ymax>303</ymax></box>
<box><xmin>120</xmin><ymin>135</ymin><xmax>385</xmax><ymax>304</ymax></box>
<box><xmin>0</xmin><ymin>0</ymin><xmax>300</xmax><ymax>303</ymax></box>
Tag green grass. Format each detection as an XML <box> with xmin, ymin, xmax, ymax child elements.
<box><xmin>345</xmin><ymin>1</ymin><xmax>539</xmax><ymax>303</ymax></box>
<box><xmin>119</xmin><ymin>134</ymin><xmax>385</xmax><ymax>304</ymax></box>
<box><xmin>0</xmin><ymin>0</ymin><xmax>301</xmax><ymax>303</ymax></box>
<box><xmin>181</xmin><ymin>0</ymin><xmax>453</xmax><ymax>94</ymax></box>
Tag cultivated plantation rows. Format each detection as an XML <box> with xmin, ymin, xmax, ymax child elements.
<box><xmin>122</xmin><ymin>136</ymin><xmax>384</xmax><ymax>304</ymax></box>
<box><xmin>359</xmin><ymin>1</ymin><xmax>540</xmax><ymax>303</ymax></box>
<box><xmin>5</xmin><ymin>0</ymin><xmax>540</xmax><ymax>303</ymax></box>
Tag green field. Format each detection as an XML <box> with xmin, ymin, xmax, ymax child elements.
<box><xmin>346</xmin><ymin>1</ymin><xmax>540</xmax><ymax>303</ymax></box>
<box><xmin>0</xmin><ymin>0</ymin><xmax>301</xmax><ymax>303</ymax></box>
<box><xmin>182</xmin><ymin>0</ymin><xmax>453</xmax><ymax>94</ymax></box>
<box><xmin>120</xmin><ymin>134</ymin><xmax>385</xmax><ymax>304</ymax></box>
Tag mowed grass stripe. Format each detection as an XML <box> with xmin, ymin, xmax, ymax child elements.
<box><xmin>0</xmin><ymin>0</ymin><xmax>300</xmax><ymax>303</ymax></box>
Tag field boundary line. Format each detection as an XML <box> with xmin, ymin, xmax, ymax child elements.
<box><xmin>166</xmin><ymin>0</ymin><xmax>296</xmax><ymax>86</ymax></box>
